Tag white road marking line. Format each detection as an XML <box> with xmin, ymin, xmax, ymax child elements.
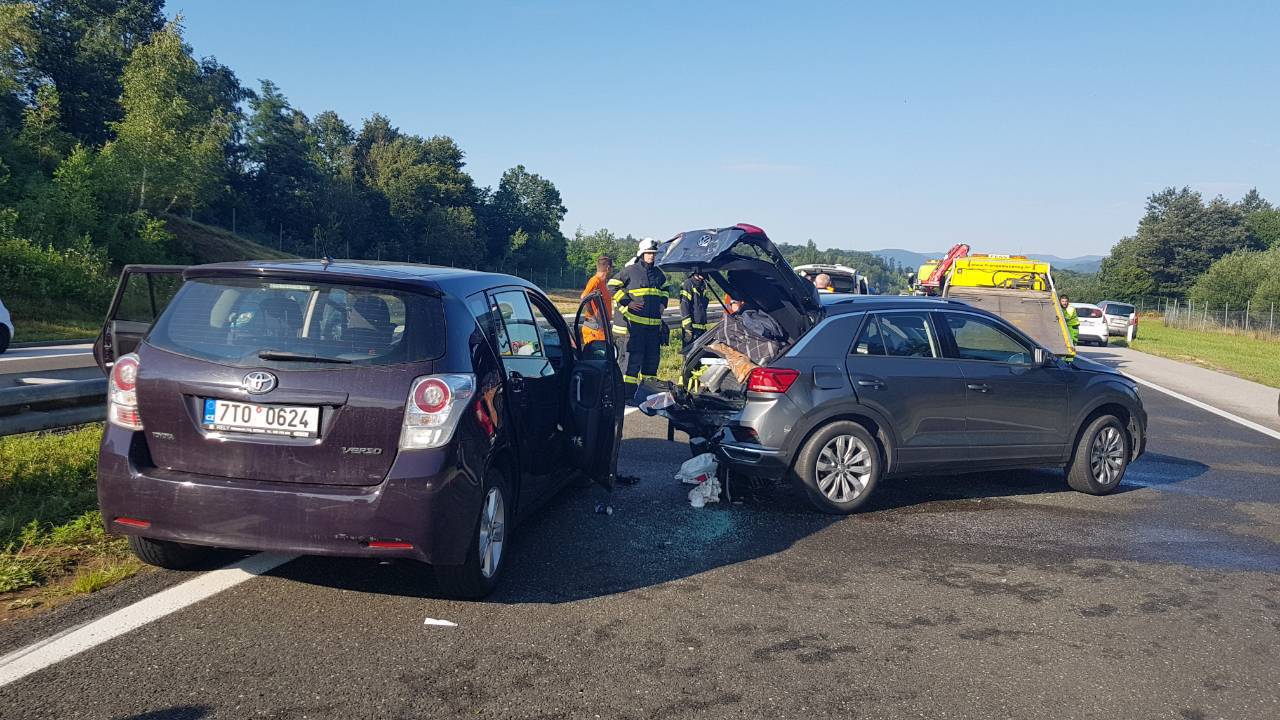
<box><xmin>1</xmin><ymin>398</ymin><xmax>651</xmax><ymax>685</ymax></box>
<box><xmin>0</xmin><ymin>552</ymin><xmax>296</xmax><ymax>689</ymax></box>
<box><xmin>1128</xmin><ymin>374</ymin><xmax>1280</xmax><ymax>442</ymax></box>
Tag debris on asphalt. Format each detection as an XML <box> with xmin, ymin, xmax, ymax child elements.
<box><xmin>675</xmin><ymin>453</ymin><xmax>719</xmax><ymax>486</ymax></box>
<box><xmin>639</xmin><ymin>391</ymin><xmax>677</xmax><ymax>413</ymax></box>
<box><xmin>616</xmin><ymin>474</ymin><xmax>641</xmax><ymax>486</ymax></box>
<box><xmin>422</xmin><ymin>617</ymin><xmax>457</xmax><ymax>627</ymax></box>
<box><xmin>594</xmin><ymin>503</ymin><xmax>613</xmax><ymax>515</ymax></box>
<box><xmin>688</xmin><ymin>476</ymin><xmax>722</xmax><ymax>508</ymax></box>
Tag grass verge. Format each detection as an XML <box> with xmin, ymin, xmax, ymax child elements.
<box><xmin>1126</xmin><ymin>317</ymin><xmax>1280</xmax><ymax>389</ymax></box>
<box><xmin>7</xmin><ymin>297</ymin><xmax>101</xmax><ymax>343</ymax></box>
<box><xmin>1</xmin><ymin>425</ymin><xmax>143</xmax><ymax>622</ymax></box>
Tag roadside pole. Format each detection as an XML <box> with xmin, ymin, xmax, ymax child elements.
<box><xmin>1245</xmin><ymin>301</ymin><xmax>1250</xmax><ymax>332</ymax></box>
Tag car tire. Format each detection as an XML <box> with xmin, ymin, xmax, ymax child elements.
<box><xmin>435</xmin><ymin>468</ymin><xmax>511</xmax><ymax>600</ymax></box>
<box><xmin>794</xmin><ymin>421</ymin><xmax>881</xmax><ymax>514</ymax></box>
<box><xmin>127</xmin><ymin>535</ymin><xmax>213</xmax><ymax>570</ymax></box>
<box><xmin>1066</xmin><ymin>414</ymin><xmax>1130</xmax><ymax>495</ymax></box>
<box><xmin>0</xmin><ymin>326</ymin><xmax>9</xmax><ymax>355</ymax></box>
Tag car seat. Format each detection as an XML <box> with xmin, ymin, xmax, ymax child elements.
<box><xmin>256</xmin><ymin>296</ymin><xmax>303</xmax><ymax>339</ymax></box>
<box><xmin>348</xmin><ymin>295</ymin><xmax>394</xmax><ymax>352</ymax></box>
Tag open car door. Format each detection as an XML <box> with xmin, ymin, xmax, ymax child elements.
<box><xmin>566</xmin><ymin>291</ymin><xmax>624</xmax><ymax>490</ymax></box>
<box><xmin>93</xmin><ymin>265</ymin><xmax>186</xmax><ymax>373</ymax></box>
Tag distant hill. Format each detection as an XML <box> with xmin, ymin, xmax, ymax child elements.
<box><xmin>162</xmin><ymin>215</ymin><xmax>296</xmax><ymax>264</ymax></box>
<box><xmin>871</xmin><ymin>248</ymin><xmax>1104</xmax><ymax>274</ymax></box>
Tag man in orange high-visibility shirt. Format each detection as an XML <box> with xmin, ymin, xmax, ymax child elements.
<box><xmin>580</xmin><ymin>255</ymin><xmax>613</xmax><ymax>345</ymax></box>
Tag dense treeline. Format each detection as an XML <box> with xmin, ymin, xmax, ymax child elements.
<box><xmin>0</xmin><ymin>1</ymin><xmax>571</xmax><ymax>311</ymax></box>
<box><xmin>1057</xmin><ymin>187</ymin><xmax>1280</xmax><ymax>309</ymax></box>
<box><xmin>564</xmin><ymin>229</ymin><xmax>905</xmax><ymax>294</ymax></box>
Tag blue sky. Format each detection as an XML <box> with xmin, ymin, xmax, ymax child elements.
<box><xmin>175</xmin><ymin>1</ymin><xmax>1279</xmax><ymax>256</ymax></box>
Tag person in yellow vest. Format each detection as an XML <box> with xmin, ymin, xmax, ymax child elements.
<box><xmin>608</xmin><ymin>238</ymin><xmax>669</xmax><ymax>399</ymax></box>
<box><xmin>1060</xmin><ymin>294</ymin><xmax>1079</xmax><ymax>345</ymax></box>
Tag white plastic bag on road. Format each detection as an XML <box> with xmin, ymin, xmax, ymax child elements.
<box><xmin>689</xmin><ymin>476</ymin><xmax>721</xmax><ymax>508</ymax></box>
<box><xmin>675</xmin><ymin>453</ymin><xmax>719</xmax><ymax>485</ymax></box>
<box><xmin>676</xmin><ymin>453</ymin><xmax>722</xmax><ymax>508</ymax></box>
<box><xmin>638</xmin><ymin>391</ymin><xmax>676</xmax><ymax>416</ymax></box>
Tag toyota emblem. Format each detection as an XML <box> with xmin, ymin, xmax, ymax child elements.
<box><xmin>241</xmin><ymin>371</ymin><xmax>277</xmax><ymax>394</ymax></box>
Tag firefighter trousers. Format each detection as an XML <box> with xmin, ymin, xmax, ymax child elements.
<box><xmin>620</xmin><ymin>323</ymin><xmax>662</xmax><ymax>387</ymax></box>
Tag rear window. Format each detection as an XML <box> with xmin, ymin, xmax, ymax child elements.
<box><xmin>1076</xmin><ymin>306</ymin><xmax>1103</xmax><ymax>318</ymax></box>
<box><xmin>147</xmin><ymin>277</ymin><xmax>445</xmax><ymax>368</ymax></box>
<box><xmin>1104</xmin><ymin>303</ymin><xmax>1134</xmax><ymax>317</ymax></box>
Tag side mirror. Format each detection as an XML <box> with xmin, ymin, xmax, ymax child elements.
<box><xmin>1034</xmin><ymin>348</ymin><xmax>1054</xmax><ymax>366</ymax></box>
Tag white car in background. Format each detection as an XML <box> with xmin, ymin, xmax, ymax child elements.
<box><xmin>0</xmin><ymin>296</ymin><xmax>12</xmax><ymax>354</ymax></box>
<box><xmin>1071</xmin><ymin>303</ymin><xmax>1109</xmax><ymax>347</ymax></box>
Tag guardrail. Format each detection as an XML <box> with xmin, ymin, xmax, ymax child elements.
<box><xmin>0</xmin><ymin>379</ymin><xmax>106</xmax><ymax>437</ymax></box>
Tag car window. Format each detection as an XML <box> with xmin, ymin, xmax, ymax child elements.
<box><xmin>489</xmin><ymin>290</ymin><xmax>542</xmax><ymax>358</ymax></box>
<box><xmin>147</xmin><ymin>277</ymin><xmax>442</xmax><ymax>367</ymax></box>
<box><xmin>945</xmin><ymin>313</ymin><xmax>1032</xmax><ymax>364</ymax></box>
<box><xmin>852</xmin><ymin>315</ymin><xmax>886</xmax><ymax>356</ymax></box>
<box><xmin>878</xmin><ymin>313</ymin><xmax>938</xmax><ymax>358</ymax></box>
<box><xmin>1075</xmin><ymin>306</ymin><xmax>1103</xmax><ymax>318</ymax></box>
<box><xmin>526</xmin><ymin>292</ymin><xmax>567</xmax><ymax>372</ymax></box>
<box><xmin>115</xmin><ymin>272</ymin><xmax>183</xmax><ymax>324</ymax></box>
<box><xmin>1104</xmin><ymin>303</ymin><xmax>1134</xmax><ymax>317</ymax></box>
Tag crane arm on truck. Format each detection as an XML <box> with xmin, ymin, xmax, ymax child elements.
<box><xmin>919</xmin><ymin>243</ymin><xmax>970</xmax><ymax>289</ymax></box>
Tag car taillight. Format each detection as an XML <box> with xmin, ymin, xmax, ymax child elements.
<box><xmin>1130</xmin><ymin>314</ymin><xmax>1138</xmax><ymax>326</ymax></box>
<box><xmin>746</xmin><ymin>367</ymin><xmax>799</xmax><ymax>394</ymax></box>
<box><xmin>108</xmin><ymin>353</ymin><xmax>143</xmax><ymax>430</ymax></box>
<box><xmin>400</xmin><ymin>374</ymin><xmax>475</xmax><ymax>449</ymax></box>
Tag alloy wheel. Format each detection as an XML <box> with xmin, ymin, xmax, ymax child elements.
<box><xmin>478</xmin><ymin>487</ymin><xmax>506</xmax><ymax>579</ymax></box>
<box><xmin>1089</xmin><ymin>425</ymin><xmax>1126</xmax><ymax>487</ymax></box>
<box><xmin>816</xmin><ymin>434</ymin><xmax>872</xmax><ymax>503</ymax></box>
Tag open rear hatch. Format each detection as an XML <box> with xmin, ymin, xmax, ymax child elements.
<box><xmin>649</xmin><ymin>224</ymin><xmax>821</xmax><ymax>436</ymax></box>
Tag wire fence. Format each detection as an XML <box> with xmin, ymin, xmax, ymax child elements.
<box><xmin>1161</xmin><ymin>298</ymin><xmax>1280</xmax><ymax>338</ymax></box>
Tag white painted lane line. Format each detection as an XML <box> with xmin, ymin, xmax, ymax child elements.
<box><xmin>0</xmin><ymin>402</ymin><xmax>649</xmax><ymax>686</ymax></box>
<box><xmin>1128</xmin><ymin>374</ymin><xmax>1280</xmax><ymax>443</ymax></box>
<box><xmin>0</xmin><ymin>552</ymin><xmax>296</xmax><ymax>689</ymax></box>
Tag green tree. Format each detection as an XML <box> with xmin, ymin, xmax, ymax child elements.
<box><xmin>1245</xmin><ymin>209</ymin><xmax>1280</xmax><ymax>249</ymax></box>
<box><xmin>25</xmin><ymin>0</ymin><xmax>165</xmax><ymax>143</ymax></box>
<box><xmin>486</xmin><ymin>164</ymin><xmax>567</xmax><ymax>270</ymax></box>
<box><xmin>243</xmin><ymin>80</ymin><xmax>321</xmax><ymax>251</ymax></box>
<box><xmin>108</xmin><ymin>19</ymin><xmax>231</xmax><ymax>214</ymax></box>
<box><xmin>1189</xmin><ymin>250</ymin><xmax>1267</xmax><ymax>308</ymax></box>
<box><xmin>18</xmin><ymin>83</ymin><xmax>71</xmax><ymax>169</ymax></box>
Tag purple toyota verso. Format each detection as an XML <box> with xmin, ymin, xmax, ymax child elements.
<box><xmin>94</xmin><ymin>260</ymin><xmax>622</xmax><ymax>599</ymax></box>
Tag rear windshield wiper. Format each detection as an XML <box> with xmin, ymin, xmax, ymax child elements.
<box><xmin>258</xmin><ymin>350</ymin><xmax>352</xmax><ymax>364</ymax></box>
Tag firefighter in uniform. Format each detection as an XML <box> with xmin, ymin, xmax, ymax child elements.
<box><xmin>679</xmin><ymin>272</ymin><xmax>712</xmax><ymax>348</ymax></box>
<box><xmin>608</xmin><ymin>238</ymin><xmax>668</xmax><ymax>398</ymax></box>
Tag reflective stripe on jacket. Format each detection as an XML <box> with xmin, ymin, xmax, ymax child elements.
<box><xmin>680</xmin><ymin>277</ymin><xmax>712</xmax><ymax>330</ymax></box>
<box><xmin>610</xmin><ymin>262</ymin><xmax>668</xmax><ymax>329</ymax></box>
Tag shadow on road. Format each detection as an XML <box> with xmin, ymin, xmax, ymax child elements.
<box><xmin>266</xmin><ymin>436</ymin><xmax>1210</xmax><ymax>604</ymax></box>
<box><xmin>115</xmin><ymin>706</ymin><xmax>211</xmax><ymax>720</ymax></box>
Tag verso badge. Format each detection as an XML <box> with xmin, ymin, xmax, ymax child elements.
<box><xmin>241</xmin><ymin>371</ymin><xmax>277</xmax><ymax>394</ymax></box>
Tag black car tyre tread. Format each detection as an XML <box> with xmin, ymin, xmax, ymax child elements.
<box><xmin>435</xmin><ymin>467</ymin><xmax>511</xmax><ymax>600</ymax></box>
<box><xmin>1066</xmin><ymin>414</ymin><xmax>1129</xmax><ymax>494</ymax></box>
<box><xmin>794</xmin><ymin>420</ymin><xmax>882</xmax><ymax>515</ymax></box>
<box><xmin>127</xmin><ymin>535</ymin><xmax>213</xmax><ymax>570</ymax></box>
<box><xmin>0</xmin><ymin>325</ymin><xmax>9</xmax><ymax>354</ymax></box>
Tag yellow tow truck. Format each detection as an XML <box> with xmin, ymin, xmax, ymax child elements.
<box><xmin>910</xmin><ymin>245</ymin><xmax>1074</xmax><ymax>357</ymax></box>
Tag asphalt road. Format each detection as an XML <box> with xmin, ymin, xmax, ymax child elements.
<box><xmin>2</xmin><ymin>388</ymin><xmax>1280</xmax><ymax>718</ymax></box>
